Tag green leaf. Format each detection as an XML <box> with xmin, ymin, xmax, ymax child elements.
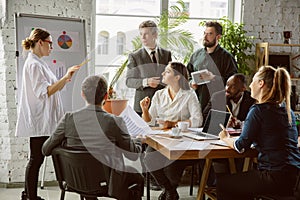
<box><xmin>108</xmin><ymin>0</ymin><xmax>196</xmax><ymax>94</ymax></box>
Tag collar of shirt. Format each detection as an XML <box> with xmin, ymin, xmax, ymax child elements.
<box><xmin>163</xmin><ymin>86</ymin><xmax>185</xmax><ymax>101</ymax></box>
<box><xmin>144</xmin><ymin>46</ymin><xmax>158</xmax><ymax>55</ymax></box>
<box><xmin>230</xmin><ymin>92</ymin><xmax>244</xmax><ymax>117</ymax></box>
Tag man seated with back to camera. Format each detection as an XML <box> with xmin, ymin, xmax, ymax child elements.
<box><xmin>42</xmin><ymin>75</ymin><xmax>144</xmax><ymax>200</ymax></box>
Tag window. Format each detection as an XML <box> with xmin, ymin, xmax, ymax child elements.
<box><xmin>169</xmin><ymin>0</ymin><xmax>228</xmax><ymax>18</ymax></box>
<box><xmin>98</xmin><ymin>31</ymin><xmax>109</xmax><ymax>55</ymax></box>
<box><xmin>95</xmin><ymin>0</ymin><xmax>238</xmax><ymax>103</ymax></box>
<box><xmin>117</xmin><ymin>32</ymin><xmax>126</xmax><ymax>55</ymax></box>
<box><xmin>96</xmin><ymin>0</ymin><xmax>160</xmax><ymax>16</ymax></box>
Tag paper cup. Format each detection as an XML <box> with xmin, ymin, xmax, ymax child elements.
<box><xmin>177</xmin><ymin>121</ymin><xmax>189</xmax><ymax>132</ymax></box>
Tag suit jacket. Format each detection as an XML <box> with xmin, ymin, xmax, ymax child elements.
<box><xmin>42</xmin><ymin>105</ymin><xmax>142</xmax><ymax>199</ymax></box>
<box><xmin>126</xmin><ymin>47</ymin><xmax>172</xmax><ymax>113</ymax></box>
<box><xmin>203</xmin><ymin>90</ymin><xmax>255</xmax><ymax>123</ymax></box>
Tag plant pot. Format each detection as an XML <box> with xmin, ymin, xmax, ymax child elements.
<box><xmin>102</xmin><ymin>99</ymin><xmax>128</xmax><ymax>116</ymax></box>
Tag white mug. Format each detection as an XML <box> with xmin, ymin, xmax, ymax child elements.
<box><xmin>177</xmin><ymin>121</ymin><xmax>189</xmax><ymax>132</ymax></box>
<box><xmin>171</xmin><ymin>127</ymin><xmax>181</xmax><ymax>137</ymax></box>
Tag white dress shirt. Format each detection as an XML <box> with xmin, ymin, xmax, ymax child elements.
<box><xmin>142</xmin><ymin>46</ymin><xmax>159</xmax><ymax>88</ymax></box>
<box><xmin>148</xmin><ymin>86</ymin><xmax>203</xmax><ymax>127</ymax></box>
<box><xmin>230</xmin><ymin>92</ymin><xmax>244</xmax><ymax>117</ymax></box>
<box><xmin>15</xmin><ymin>52</ymin><xmax>64</xmax><ymax>137</ymax></box>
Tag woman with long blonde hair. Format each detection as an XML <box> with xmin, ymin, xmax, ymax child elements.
<box><xmin>217</xmin><ymin>66</ymin><xmax>300</xmax><ymax>199</ymax></box>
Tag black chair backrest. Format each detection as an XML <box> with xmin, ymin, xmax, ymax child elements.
<box><xmin>51</xmin><ymin>147</ymin><xmax>110</xmax><ymax>196</ymax></box>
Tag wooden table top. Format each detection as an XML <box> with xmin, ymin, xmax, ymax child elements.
<box><xmin>145</xmin><ymin>134</ymin><xmax>258</xmax><ymax>160</ymax></box>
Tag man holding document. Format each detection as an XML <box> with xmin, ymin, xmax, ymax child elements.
<box><xmin>42</xmin><ymin>75</ymin><xmax>144</xmax><ymax>200</ymax></box>
<box><xmin>187</xmin><ymin>21</ymin><xmax>238</xmax><ymax>111</ymax></box>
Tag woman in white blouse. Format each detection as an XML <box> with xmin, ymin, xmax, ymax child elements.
<box><xmin>140</xmin><ymin>61</ymin><xmax>202</xmax><ymax>129</ymax></box>
<box><xmin>141</xmin><ymin>61</ymin><xmax>202</xmax><ymax>200</ymax></box>
<box><xmin>15</xmin><ymin>28</ymin><xmax>80</xmax><ymax>200</ymax></box>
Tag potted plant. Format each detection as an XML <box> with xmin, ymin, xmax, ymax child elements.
<box><xmin>103</xmin><ymin>0</ymin><xmax>196</xmax><ymax>115</ymax></box>
<box><xmin>103</xmin><ymin>59</ymin><xmax>130</xmax><ymax>116</ymax></box>
<box><xmin>199</xmin><ymin>17</ymin><xmax>255</xmax><ymax>76</ymax></box>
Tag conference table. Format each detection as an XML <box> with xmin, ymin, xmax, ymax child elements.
<box><xmin>145</xmin><ymin>133</ymin><xmax>258</xmax><ymax>200</ymax></box>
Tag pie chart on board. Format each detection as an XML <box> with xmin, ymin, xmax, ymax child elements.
<box><xmin>57</xmin><ymin>34</ymin><xmax>72</xmax><ymax>49</ymax></box>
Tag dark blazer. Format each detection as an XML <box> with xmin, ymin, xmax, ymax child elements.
<box><xmin>203</xmin><ymin>90</ymin><xmax>255</xmax><ymax>123</ymax></box>
<box><xmin>42</xmin><ymin>105</ymin><xmax>143</xmax><ymax>199</ymax></box>
<box><xmin>126</xmin><ymin>47</ymin><xmax>172</xmax><ymax>113</ymax></box>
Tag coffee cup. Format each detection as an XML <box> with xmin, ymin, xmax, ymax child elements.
<box><xmin>171</xmin><ymin>127</ymin><xmax>181</xmax><ymax>137</ymax></box>
<box><xmin>177</xmin><ymin>121</ymin><xmax>189</xmax><ymax>132</ymax></box>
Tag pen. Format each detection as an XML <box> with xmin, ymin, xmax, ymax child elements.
<box><xmin>219</xmin><ymin>123</ymin><xmax>226</xmax><ymax>131</ymax></box>
<box><xmin>226</xmin><ymin>105</ymin><xmax>233</xmax><ymax>116</ymax></box>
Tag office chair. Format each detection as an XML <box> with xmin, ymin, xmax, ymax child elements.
<box><xmin>51</xmin><ymin>147</ymin><xmax>111</xmax><ymax>200</ymax></box>
<box><xmin>254</xmin><ymin>171</ymin><xmax>300</xmax><ymax>200</ymax></box>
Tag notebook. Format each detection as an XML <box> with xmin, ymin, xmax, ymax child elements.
<box><xmin>183</xmin><ymin>109</ymin><xmax>231</xmax><ymax>140</ymax></box>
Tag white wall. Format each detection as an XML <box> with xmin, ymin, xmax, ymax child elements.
<box><xmin>0</xmin><ymin>0</ymin><xmax>93</xmax><ymax>185</ymax></box>
<box><xmin>243</xmin><ymin>0</ymin><xmax>300</xmax><ymax>91</ymax></box>
<box><xmin>243</xmin><ymin>0</ymin><xmax>300</xmax><ymax>63</ymax></box>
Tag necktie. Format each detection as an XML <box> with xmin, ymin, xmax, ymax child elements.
<box><xmin>151</xmin><ymin>51</ymin><xmax>157</xmax><ymax>63</ymax></box>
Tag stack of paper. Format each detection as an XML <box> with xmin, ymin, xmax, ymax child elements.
<box><xmin>119</xmin><ymin>105</ymin><xmax>160</xmax><ymax>137</ymax></box>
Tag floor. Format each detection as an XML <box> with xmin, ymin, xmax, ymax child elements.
<box><xmin>0</xmin><ymin>167</ymin><xmax>207</xmax><ymax>199</ymax></box>
<box><xmin>0</xmin><ymin>185</ymin><xmax>200</xmax><ymax>200</ymax></box>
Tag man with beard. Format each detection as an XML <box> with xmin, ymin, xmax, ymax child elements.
<box><xmin>187</xmin><ymin>21</ymin><xmax>238</xmax><ymax>113</ymax></box>
<box><xmin>203</xmin><ymin>73</ymin><xmax>255</xmax><ymax>127</ymax></box>
<box><xmin>202</xmin><ymin>73</ymin><xmax>255</xmax><ymax>186</ymax></box>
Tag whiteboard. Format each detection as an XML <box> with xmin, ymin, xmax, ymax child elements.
<box><xmin>15</xmin><ymin>13</ymin><xmax>88</xmax><ymax>112</ymax></box>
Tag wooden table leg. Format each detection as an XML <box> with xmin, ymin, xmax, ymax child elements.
<box><xmin>197</xmin><ymin>158</ymin><xmax>212</xmax><ymax>200</ymax></box>
<box><xmin>242</xmin><ymin>157</ymin><xmax>251</xmax><ymax>172</ymax></box>
<box><xmin>228</xmin><ymin>158</ymin><xmax>237</xmax><ymax>174</ymax></box>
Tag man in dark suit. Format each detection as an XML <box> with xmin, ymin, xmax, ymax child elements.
<box><xmin>126</xmin><ymin>20</ymin><xmax>172</xmax><ymax>116</ymax></box>
<box><xmin>203</xmin><ymin>73</ymin><xmax>255</xmax><ymax>125</ymax></box>
<box><xmin>42</xmin><ymin>75</ymin><xmax>144</xmax><ymax>200</ymax></box>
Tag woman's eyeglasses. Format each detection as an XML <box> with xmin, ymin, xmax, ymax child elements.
<box><xmin>43</xmin><ymin>40</ymin><xmax>53</xmax><ymax>48</ymax></box>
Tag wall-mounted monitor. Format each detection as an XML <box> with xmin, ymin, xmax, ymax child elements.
<box><xmin>268</xmin><ymin>52</ymin><xmax>291</xmax><ymax>73</ymax></box>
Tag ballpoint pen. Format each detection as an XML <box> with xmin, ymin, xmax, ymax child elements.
<box><xmin>226</xmin><ymin>105</ymin><xmax>233</xmax><ymax>116</ymax></box>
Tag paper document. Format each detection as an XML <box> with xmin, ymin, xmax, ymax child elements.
<box><xmin>191</xmin><ymin>69</ymin><xmax>210</xmax><ymax>85</ymax></box>
<box><xmin>119</xmin><ymin>105</ymin><xmax>158</xmax><ymax>137</ymax></box>
<box><xmin>210</xmin><ymin>140</ymin><xmax>229</xmax><ymax>147</ymax></box>
<box><xmin>187</xmin><ymin>127</ymin><xmax>203</xmax><ymax>132</ymax></box>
